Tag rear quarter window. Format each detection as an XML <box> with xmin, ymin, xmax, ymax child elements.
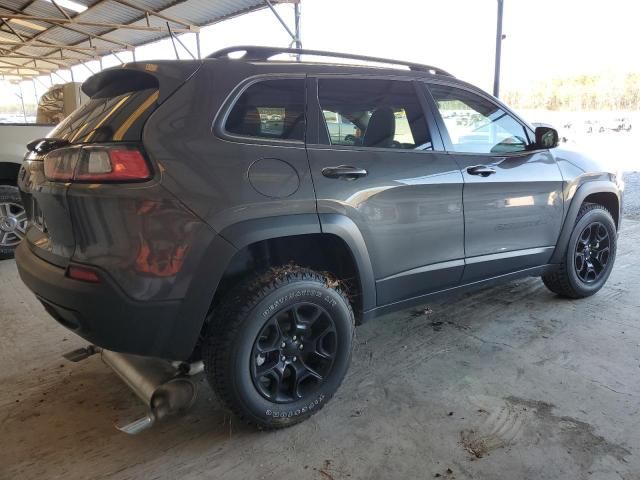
<box><xmin>51</xmin><ymin>86</ymin><xmax>159</xmax><ymax>144</ymax></box>
<box><xmin>224</xmin><ymin>79</ymin><xmax>305</xmax><ymax>141</ymax></box>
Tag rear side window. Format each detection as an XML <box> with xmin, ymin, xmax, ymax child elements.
<box><xmin>318</xmin><ymin>79</ymin><xmax>432</xmax><ymax>150</ymax></box>
<box><xmin>225</xmin><ymin>79</ymin><xmax>305</xmax><ymax>141</ymax></box>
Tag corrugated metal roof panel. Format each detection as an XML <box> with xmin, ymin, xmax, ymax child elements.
<box><xmin>1</xmin><ymin>0</ymin><xmax>288</xmax><ymax>79</ymax></box>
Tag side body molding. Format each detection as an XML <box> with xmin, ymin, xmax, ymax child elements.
<box><xmin>318</xmin><ymin>213</ymin><xmax>377</xmax><ymax>313</ymax></box>
<box><xmin>549</xmin><ymin>180</ymin><xmax>620</xmax><ymax>264</ymax></box>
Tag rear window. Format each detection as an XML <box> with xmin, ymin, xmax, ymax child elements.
<box><xmin>50</xmin><ymin>86</ymin><xmax>159</xmax><ymax>144</ymax></box>
<box><xmin>225</xmin><ymin>79</ymin><xmax>305</xmax><ymax>141</ymax></box>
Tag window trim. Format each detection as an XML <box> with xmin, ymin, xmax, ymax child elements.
<box><xmin>308</xmin><ymin>74</ymin><xmax>445</xmax><ymax>153</ymax></box>
<box><xmin>421</xmin><ymin>80</ymin><xmax>539</xmax><ymax>157</ymax></box>
<box><xmin>213</xmin><ymin>73</ymin><xmax>307</xmax><ymax>146</ymax></box>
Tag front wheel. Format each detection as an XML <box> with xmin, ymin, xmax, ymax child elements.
<box><xmin>542</xmin><ymin>203</ymin><xmax>617</xmax><ymax>298</ymax></box>
<box><xmin>203</xmin><ymin>266</ymin><xmax>355</xmax><ymax>429</ymax></box>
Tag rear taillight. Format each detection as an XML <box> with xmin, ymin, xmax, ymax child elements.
<box><xmin>44</xmin><ymin>145</ymin><xmax>151</xmax><ymax>183</ymax></box>
<box><xmin>43</xmin><ymin>148</ymin><xmax>80</xmax><ymax>181</ymax></box>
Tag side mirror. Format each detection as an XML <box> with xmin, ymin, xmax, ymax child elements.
<box><xmin>534</xmin><ymin>126</ymin><xmax>559</xmax><ymax>149</ymax></box>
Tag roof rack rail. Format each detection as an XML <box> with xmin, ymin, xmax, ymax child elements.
<box><xmin>207</xmin><ymin>46</ymin><xmax>453</xmax><ymax>77</ymax></box>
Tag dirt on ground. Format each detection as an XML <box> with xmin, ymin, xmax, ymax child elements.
<box><xmin>1</xmin><ymin>219</ymin><xmax>639</xmax><ymax>479</ymax></box>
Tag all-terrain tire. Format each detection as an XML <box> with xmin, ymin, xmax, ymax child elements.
<box><xmin>202</xmin><ymin>266</ymin><xmax>355</xmax><ymax>429</ymax></box>
<box><xmin>0</xmin><ymin>185</ymin><xmax>26</xmax><ymax>260</ymax></box>
<box><xmin>542</xmin><ymin>203</ymin><xmax>617</xmax><ymax>298</ymax></box>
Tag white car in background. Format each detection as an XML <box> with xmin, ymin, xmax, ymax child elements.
<box><xmin>0</xmin><ymin>82</ymin><xmax>85</xmax><ymax>259</ymax></box>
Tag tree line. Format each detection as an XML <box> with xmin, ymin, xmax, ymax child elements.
<box><xmin>503</xmin><ymin>72</ymin><xmax>640</xmax><ymax>111</ymax></box>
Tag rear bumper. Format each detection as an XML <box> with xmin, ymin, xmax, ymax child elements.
<box><xmin>15</xmin><ymin>241</ymin><xmax>184</xmax><ymax>359</ymax></box>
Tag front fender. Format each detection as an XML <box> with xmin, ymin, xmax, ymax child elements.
<box><xmin>549</xmin><ymin>180</ymin><xmax>620</xmax><ymax>264</ymax></box>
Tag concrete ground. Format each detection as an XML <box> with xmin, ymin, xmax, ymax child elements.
<box><xmin>1</xmin><ymin>183</ymin><xmax>640</xmax><ymax>480</ymax></box>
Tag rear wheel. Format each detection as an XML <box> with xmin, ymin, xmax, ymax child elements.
<box><xmin>542</xmin><ymin>203</ymin><xmax>617</xmax><ymax>298</ymax></box>
<box><xmin>0</xmin><ymin>185</ymin><xmax>27</xmax><ymax>260</ymax></box>
<box><xmin>203</xmin><ymin>266</ymin><xmax>355</xmax><ymax>429</ymax></box>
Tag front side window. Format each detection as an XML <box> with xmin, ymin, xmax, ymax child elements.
<box><xmin>318</xmin><ymin>79</ymin><xmax>432</xmax><ymax>150</ymax></box>
<box><xmin>225</xmin><ymin>79</ymin><xmax>305</xmax><ymax>141</ymax></box>
<box><xmin>429</xmin><ymin>84</ymin><xmax>529</xmax><ymax>154</ymax></box>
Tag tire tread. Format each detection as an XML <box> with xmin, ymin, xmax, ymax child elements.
<box><xmin>202</xmin><ymin>265</ymin><xmax>354</xmax><ymax>430</ymax></box>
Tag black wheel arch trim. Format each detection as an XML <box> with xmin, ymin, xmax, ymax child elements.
<box><xmin>0</xmin><ymin>162</ymin><xmax>21</xmax><ymax>185</ymax></box>
<box><xmin>216</xmin><ymin>213</ymin><xmax>376</xmax><ymax>311</ymax></box>
<box><xmin>317</xmin><ymin>213</ymin><xmax>376</xmax><ymax>313</ymax></box>
<box><xmin>219</xmin><ymin>214</ymin><xmax>322</xmax><ymax>249</ymax></box>
<box><xmin>177</xmin><ymin>213</ymin><xmax>373</xmax><ymax>359</ymax></box>
<box><xmin>170</xmin><ymin>232</ymin><xmax>238</xmax><ymax>359</ymax></box>
<box><xmin>549</xmin><ymin>180</ymin><xmax>620</xmax><ymax>264</ymax></box>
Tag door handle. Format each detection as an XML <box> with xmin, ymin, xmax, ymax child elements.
<box><xmin>322</xmin><ymin>165</ymin><xmax>368</xmax><ymax>180</ymax></box>
<box><xmin>466</xmin><ymin>165</ymin><xmax>496</xmax><ymax>177</ymax></box>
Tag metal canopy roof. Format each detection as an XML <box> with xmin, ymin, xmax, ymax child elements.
<box><xmin>0</xmin><ymin>0</ymin><xmax>295</xmax><ymax>80</ymax></box>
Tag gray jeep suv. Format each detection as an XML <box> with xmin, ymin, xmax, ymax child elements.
<box><xmin>16</xmin><ymin>46</ymin><xmax>623</xmax><ymax>429</ymax></box>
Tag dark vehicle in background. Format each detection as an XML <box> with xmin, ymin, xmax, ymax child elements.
<box><xmin>15</xmin><ymin>47</ymin><xmax>623</xmax><ymax>430</ymax></box>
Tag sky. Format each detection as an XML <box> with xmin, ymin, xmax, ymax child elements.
<box><xmin>2</xmin><ymin>0</ymin><xmax>640</xmax><ymax>107</ymax></box>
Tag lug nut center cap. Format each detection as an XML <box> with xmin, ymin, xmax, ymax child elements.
<box><xmin>282</xmin><ymin>340</ymin><xmax>300</xmax><ymax>356</ymax></box>
<box><xmin>0</xmin><ymin>216</ymin><xmax>17</xmax><ymax>232</ymax></box>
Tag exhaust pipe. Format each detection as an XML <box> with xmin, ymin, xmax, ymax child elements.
<box><xmin>101</xmin><ymin>350</ymin><xmax>201</xmax><ymax>434</ymax></box>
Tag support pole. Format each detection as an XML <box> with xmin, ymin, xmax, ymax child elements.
<box><xmin>79</xmin><ymin>63</ymin><xmax>94</xmax><ymax>77</ymax></box>
<box><xmin>294</xmin><ymin>1</ymin><xmax>301</xmax><ymax>61</ymax></box>
<box><xmin>35</xmin><ymin>76</ymin><xmax>50</xmax><ymax>90</ymax></box>
<box><xmin>172</xmin><ymin>32</ymin><xmax>196</xmax><ymax>59</ymax></box>
<box><xmin>53</xmin><ymin>71</ymin><xmax>66</xmax><ymax>84</ymax></box>
<box><xmin>167</xmin><ymin>22</ymin><xmax>180</xmax><ymax>60</ymax></box>
<box><xmin>265</xmin><ymin>0</ymin><xmax>297</xmax><ymax>44</ymax></box>
<box><xmin>17</xmin><ymin>83</ymin><xmax>27</xmax><ymax>122</ymax></box>
<box><xmin>196</xmin><ymin>32</ymin><xmax>201</xmax><ymax>59</ymax></box>
<box><xmin>493</xmin><ymin>0</ymin><xmax>504</xmax><ymax>98</ymax></box>
<box><xmin>294</xmin><ymin>2</ymin><xmax>301</xmax><ymax>49</ymax></box>
<box><xmin>32</xmin><ymin>78</ymin><xmax>39</xmax><ymax>107</ymax></box>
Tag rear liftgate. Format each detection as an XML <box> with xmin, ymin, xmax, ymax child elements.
<box><xmin>48</xmin><ymin>62</ymin><xmax>207</xmax><ymax>434</ymax></box>
<box><xmin>64</xmin><ymin>346</ymin><xmax>203</xmax><ymax>434</ymax></box>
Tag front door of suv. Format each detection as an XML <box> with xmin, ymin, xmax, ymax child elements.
<box><xmin>425</xmin><ymin>83</ymin><xmax>564</xmax><ymax>281</ymax></box>
<box><xmin>306</xmin><ymin>77</ymin><xmax>464</xmax><ymax>307</ymax></box>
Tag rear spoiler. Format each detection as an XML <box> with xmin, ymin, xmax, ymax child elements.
<box><xmin>82</xmin><ymin>60</ymin><xmax>203</xmax><ymax>103</ymax></box>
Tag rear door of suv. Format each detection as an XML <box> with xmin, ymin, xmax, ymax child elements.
<box><xmin>306</xmin><ymin>76</ymin><xmax>464</xmax><ymax>308</ymax></box>
<box><xmin>423</xmin><ymin>81</ymin><xmax>564</xmax><ymax>281</ymax></box>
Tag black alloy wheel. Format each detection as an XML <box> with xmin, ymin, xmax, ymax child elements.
<box><xmin>542</xmin><ymin>203</ymin><xmax>617</xmax><ymax>298</ymax></box>
<box><xmin>0</xmin><ymin>185</ymin><xmax>27</xmax><ymax>260</ymax></box>
<box><xmin>574</xmin><ymin>221</ymin><xmax>611</xmax><ymax>284</ymax></box>
<box><xmin>251</xmin><ymin>302</ymin><xmax>337</xmax><ymax>403</ymax></box>
<box><xmin>203</xmin><ymin>266</ymin><xmax>354</xmax><ymax>429</ymax></box>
